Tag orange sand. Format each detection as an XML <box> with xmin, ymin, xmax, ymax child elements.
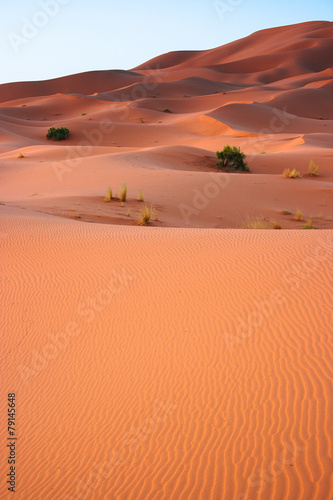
<box><xmin>0</xmin><ymin>20</ymin><xmax>332</xmax><ymax>500</ymax></box>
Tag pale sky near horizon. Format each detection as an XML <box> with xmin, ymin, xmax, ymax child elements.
<box><xmin>0</xmin><ymin>0</ymin><xmax>332</xmax><ymax>85</ymax></box>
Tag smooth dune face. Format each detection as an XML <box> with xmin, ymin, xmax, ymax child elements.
<box><xmin>0</xmin><ymin>20</ymin><xmax>333</xmax><ymax>500</ymax></box>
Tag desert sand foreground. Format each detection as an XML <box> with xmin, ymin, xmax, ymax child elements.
<box><xmin>0</xmin><ymin>209</ymin><xmax>332</xmax><ymax>499</ymax></box>
<box><xmin>0</xmin><ymin>20</ymin><xmax>333</xmax><ymax>500</ymax></box>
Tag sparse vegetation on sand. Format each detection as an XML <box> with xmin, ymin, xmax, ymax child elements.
<box><xmin>137</xmin><ymin>206</ymin><xmax>157</xmax><ymax>226</ymax></box>
<box><xmin>241</xmin><ymin>217</ymin><xmax>281</xmax><ymax>229</ymax></box>
<box><xmin>302</xmin><ymin>218</ymin><xmax>313</xmax><ymax>229</ymax></box>
<box><xmin>307</xmin><ymin>160</ymin><xmax>319</xmax><ymax>177</ymax></box>
<box><xmin>119</xmin><ymin>183</ymin><xmax>127</xmax><ymax>202</ymax></box>
<box><xmin>137</xmin><ymin>190</ymin><xmax>144</xmax><ymax>202</ymax></box>
<box><xmin>216</xmin><ymin>145</ymin><xmax>249</xmax><ymax>172</ymax></box>
<box><xmin>295</xmin><ymin>209</ymin><xmax>302</xmax><ymax>221</ymax></box>
<box><xmin>18</xmin><ymin>153</ymin><xmax>25</xmax><ymax>158</ymax></box>
<box><xmin>104</xmin><ymin>187</ymin><xmax>112</xmax><ymax>202</ymax></box>
<box><xmin>270</xmin><ymin>220</ymin><xmax>282</xmax><ymax>229</ymax></box>
<box><xmin>281</xmin><ymin>209</ymin><xmax>292</xmax><ymax>215</ymax></box>
<box><xmin>163</xmin><ymin>108</ymin><xmax>172</xmax><ymax>113</ymax></box>
<box><xmin>282</xmin><ymin>168</ymin><xmax>301</xmax><ymax>178</ymax></box>
<box><xmin>46</xmin><ymin>127</ymin><xmax>70</xmax><ymax>141</ymax></box>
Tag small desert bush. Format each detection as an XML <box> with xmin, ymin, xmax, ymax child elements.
<box><xmin>46</xmin><ymin>126</ymin><xmax>70</xmax><ymax>141</ymax></box>
<box><xmin>216</xmin><ymin>145</ymin><xmax>249</xmax><ymax>172</ymax></box>
<box><xmin>282</xmin><ymin>168</ymin><xmax>301</xmax><ymax>178</ymax></box>
<box><xmin>295</xmin><ymin>209</ymin><xmax>302</xmax><ymax>221</ymax></box>
<box><xmin>282</xmin><ymin>209</ymin><xmax>292</xmax><ymax>215</ymax></box>
<box><xmin>163</xmin><ymin>108</ymin><xmax>172</xmax><ymax>113</ymax></box>
<box><xmin>137</xmin><ymin>206</ymin><xmax>157</xmax><ymax>226</ymax></box>
<box><xmin>119</xmin><ymin>183</ymin><xmax>127</xmax><ymax>202</ymax></box>
<box><xmin>104</xmin><ymin>187</ymin><xmax>112</xmax><ymax>202</ymax></box>
<box><xmin>302</xmin><ymin>218</ymin><xmax>313</xmax><ymax>229</ymax></box>
<box><xmin>137</xmin><ymin>190</ymin><xmax>144</xmax><ymax>202</ymax></box>
<box><xmin>18</xmin><ymin>153</ymin><xmax>25</xmax><ymax>158</ymax></box>
<box><xmin>308</xmin><ymin>160</ymin><xmax>319</xmax><ymax>177</ymax></box>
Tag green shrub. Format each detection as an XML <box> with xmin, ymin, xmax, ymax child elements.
<box><xmin>216</xmin><ymin>145</ymin><xmax>249</xmax><ymax>172</ymax></box>
<box><xmin>46</xmin><ymin>127</ymin><xmax>70</xmax><ymax>141</ymax></box>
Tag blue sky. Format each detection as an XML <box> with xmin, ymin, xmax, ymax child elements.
<box><xmin>0</xmin><ymin>0</ymin><xmax>332</xmax><ymax>84</ymax></box>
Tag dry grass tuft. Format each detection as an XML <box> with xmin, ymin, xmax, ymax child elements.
<box><xmin>242</xmin><ymin>217</ymin><xmax>282</xmax><ymax>229</ymax></box>
<box><xmin>308</xmin><ymin>160</ymin><xmax>319</xmax><ymax>177</ymax></box>
<box><xmin>295</xmin><ymin>209</ymin><xmax>302</xmax><ymax>221</ymax></box>
<box><xmin>281</xmin><ymin>209</ymin><xmax>292</xmax><ymax>215</ymax></box>
<box><xmin>282</xmin><ymin>168</ymin><xmax>302</xmax><ymax>178</ymax></box>
<box><xmin>18</xmin><ymin>153</ymin><xmax>25</xmax><ymax>158</ymax></box>
<box><xmin>104</xmin><ymin>187</ymin><xmax>112</xmax><ymax>202</ymax></box>
<box><xmin>119</xmin><ymin>183</ymin><xmax>127</xmax><ymax>202</ymax></box>
<box><xmin>270</xmin><ymin>220</ymin><xmax>282</xmax><ymax>229</ymax></box>
<box><xmin>302</xmin><ymin>218</ymin><xmax>313</xmax><ymax>229</ymax></box>
<box><xmin>137</xmin><ymin>190</ymin><xmax>144</xmax><ymax>202</ymax></box>
<box><xmin>137</xmin><ymin>206</ymin><xmax>157</xmax><ymax>226</ymax></box>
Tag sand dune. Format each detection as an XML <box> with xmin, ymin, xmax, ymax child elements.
<box><xmin>1</xmin><ymin>207</ymin><xmax>332</xmax><ymax>500</ymax></box>
<box><xmin>0</xmin><ymin>20</ymin><xmax>332</xmax><ymax>500</ymax></box>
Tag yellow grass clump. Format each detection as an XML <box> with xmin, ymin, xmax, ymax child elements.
<box><xmin>104</xmin><ymin>187</ymin><xmax>112</xmax><ymax>202</ymax></box>
<box><xmin>270</xmin><ymin>220</ymin><xmax>282</xmax><ymax>230</ymax></box>
<box><xmin>282</xmin><ymin>168</ymin><xmax>302</xmax><ymax>178</ymax></box>
<box><xmin>295</xmin><ymin>209</ymin><xmax>302</xmax><ymax>221</ymax></box>
<box><xmin>18</xmin><ymin>153</ymin><xmax>25</xmax><ymax>158</ymax></box>
<box><xmin>308</xmin><ymin>160</ymin><xmax>319</xmax><ymax>177</ymax></box>
<box><xmin>138</xmin><ymin>190</ymin><xmax>144</xmax><ymax>202</ymax></box>
<box><xmin>241</xmin><ymin>217</ymin><xmax>281</xmax><ymax>229</ymax></box>
<box><xmin>302</xmin><ymin>218</ymin><xmax>313</xmax><ymax>229</ymax></box>
<box><xmin>137</xmin><ymin>206</ymin><xmax>157</xmax><ymax>226</ymax></box>
<box><xmin>119</xmin><ymin>183</ymin><xmax>127</xmax><ymax>202</ymax></box>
